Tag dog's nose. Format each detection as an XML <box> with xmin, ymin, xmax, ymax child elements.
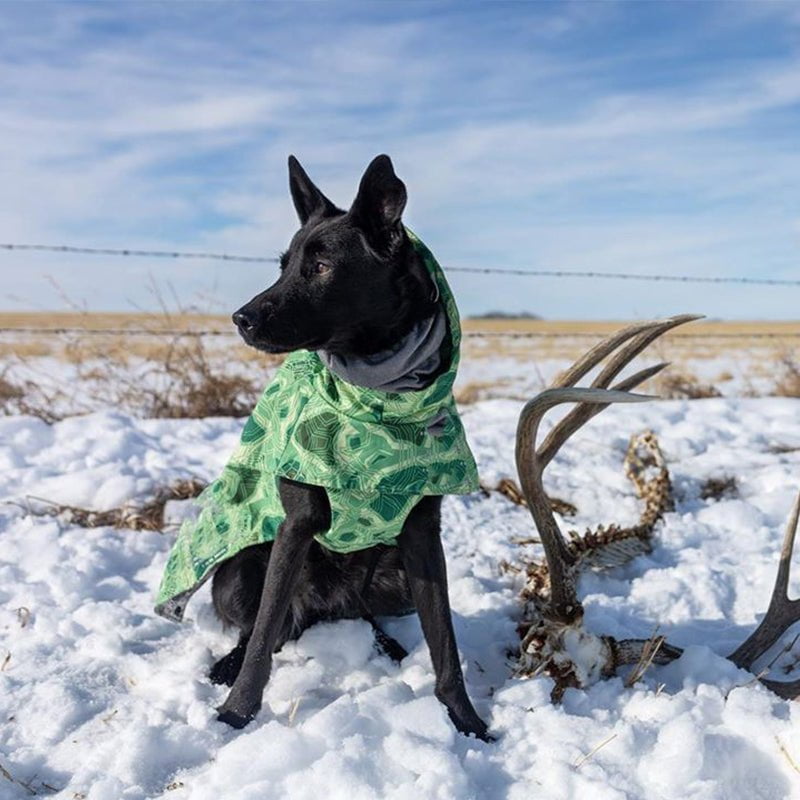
<box><xmin>232</xmin><ymin>310</ymin><xmax>256</xmax><ymax>332</ymax></box>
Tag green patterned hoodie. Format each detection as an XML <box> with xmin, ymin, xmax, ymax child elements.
<box><xmin>155</xmin><ymin>231</ymin><xmax>479</xmax><ymax>621</ymax></box>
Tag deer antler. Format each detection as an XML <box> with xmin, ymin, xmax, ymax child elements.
<box><xmin>728</xmin><ymin>492</ymin><xmax>800</xmax><ymax>699</ymax></box>
<box><xmin>514</xmin><ymin>315</ymin><xmax>800</xmax><ymax>701</ymax></box>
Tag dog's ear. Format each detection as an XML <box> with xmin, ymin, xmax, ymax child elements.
<box><xmin>288</xmin><ymin>155</ymin><xmax>337</xmax><ymax>225</ymax></box>
<box><xmin>349</xmin><ymin>155</ymin><xmax>407</xmax><ymax>253</ymax></box>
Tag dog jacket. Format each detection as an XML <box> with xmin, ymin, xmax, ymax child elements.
<box><xmin>155</xmin><ymin>231</ymin><xmax>479</xmax><ymax>621</ymax></box>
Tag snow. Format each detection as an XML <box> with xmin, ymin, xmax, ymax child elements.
<box><xmin>1</xmin><ymin>395</ymin><xmax>800</xmax><ymax>798</ymax></box>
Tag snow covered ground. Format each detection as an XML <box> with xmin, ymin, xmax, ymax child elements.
<box><xmin>1</xmin><ymin>394</ymin><xmax>800</xmax><ymax>799</ymax></box>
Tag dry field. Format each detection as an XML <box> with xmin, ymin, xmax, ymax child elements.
<box><xmin>0</xmin><ymin>312</ymin><xmax>269</xmax><ymax>364</ymax></box>
<box><xmin>459</xmin><ymin>318</ymin><xmax>800</xmax><ymax>401</ymax></box>
<box><xmin>0</xmin><ymin>313</ymin><xmax>797</xmax><ymax>419</ymax></box>
<box><xmin>0</xmin><ymin>312</ymin><xmax>797</xmax><ymax>359</ymax></box>
<box><xmin>461</xmin><ymin>317</ymin><xmax>800</xmax><ymax>359</ymax></box>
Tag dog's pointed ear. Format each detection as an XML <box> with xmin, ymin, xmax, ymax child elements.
<box><xmin>349</xmin><ymin>155</ymin><xmax>407</xmax><ymax>252</ymax></box>
<box><xmin>288</xmin><ymin>155</ymin><xmax>337</xmax><ymax>225</ymax></box>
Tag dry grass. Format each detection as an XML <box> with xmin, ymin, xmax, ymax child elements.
<box><xmin>0</xmin><ymin>369</ymin><xmax>62</xmax><ymax>423</ymax></box>
<box><xmin>0</xmin><ymin>372</ymin><xmax>24</xmax><ymax>407</ymax></box>
<box><xmin>0</xmin><ymin>311</ymin><xmax>275</xmax><ymax>367</ymax></box>
<box><xmin>1</xmin><ymin>314</ymin><xmax>797</xmax><ymax>363</ymax></box>
<box><xmin>90</xmin><ymin>335</ymin><xmax>265</xmax><ymax>419</ymax></box>
<box><xmin>61</xmin><ymin>333</ymin><xmax>270</xmax><ymax>419</ymax></box>
<box><xmin>653</xmin><ymin>370</ymin><xmax>722</xmax><ymax>400</ymax></box>
<box><xmin>461</xmin><ymin>317</ymin><xmax>800</xmax><ymax>361</ymax></box>
<box><xmin>0</xmin><ymin>310</ymin><xmax>229</xmax><ymax>332</ymax></box>
<box><xmin>11</xmin><ymin>477</ymin><xmax>207</xmax><ymax>531</ymax></box>
<box><xmin>480</xmin><ymin>477</ymin><xmax>578</xmax><ymax>516</ymax></box>
<box><xmin>1</xmin><ymin>310</ymin><xmax>281</xmax><ymax>419</ymax></box>
<box><xmin>700</xmin><ymin>475</ymin><xmax>738</xmax><ymax>501</ymax></box>
<box><xmin>455</xmin><ymin>379</ymin><xmax>516</xmax><ymax>405</ymax></box>
<box><xmin>623</xmin><ymin>630</ymin><xmax>667</xmax><ymax>688</ymax></box>
<box><xmin>0</xmin><ymin>314</ymin><xmax>796</xmax><ymax>419</ymax></box>
<box><xmin>0</xmin><ymin>340</ymin><xmax>53</xmax><ymax>358</ymax></box>
<box><xmin>774</xmin><ymin>354</ymin><xmax>800</xmax><ymax>398</ymax></box>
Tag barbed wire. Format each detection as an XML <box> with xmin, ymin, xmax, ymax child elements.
<box><xmin>0</xmin><ymin>243</ymin><xmax>275</xmax><ymax>264</ymax></box>
<box><xmin>0</xmin><ymin>326</ymin><xmax>797</xmax><ymax>340</ymax></box>
<box><xmin>2</xmin><ymin>242</ymin><xmax>798</xmax><ymax>286</ymax></box>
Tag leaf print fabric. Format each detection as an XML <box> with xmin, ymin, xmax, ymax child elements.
<box><xmin>155</xmin><ymin>231</ymin><xmax>479</xmax><ymax>621</ymax></box>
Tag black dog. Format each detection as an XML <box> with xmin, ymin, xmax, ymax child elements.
<box><xmin>212</xmin><ymin>154</ymin><xmax>490</xmax><ymax>741</ymax></box>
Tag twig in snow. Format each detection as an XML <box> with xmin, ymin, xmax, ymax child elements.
<box><xmin>480</xmin><ymin>477</ymin><xmax>577</xmax><ymax>516</ymax></box>
<box><xmin>624</xmin><ymin>629</ymin><xmax>665</xmax><ymax>688</ymax></box>
<box><xmin>6</xmin><ymin>478</ymin><xmax>207</xmax><ymax>532</ymax></box>
<box><xmin>775</xmin><ymin>736</ymin><xmax>800</xmax><ymax>775</ymax></box>
<box><xmin>288</xmin><ymin>697</ymin><xmax>302</xmax><ymax>726</ymax></box>
<box><xmin>724</xmin><ymin>667</ymin><xmax>770</xmax><ymax>700</ymax></box>
<box><xmin>573</xmin><ymin>733</ymin><xmax>618</xmax><ymax>768</ymax></box>
<box><xmin>723</xmin><ymin>633</ymin><xmax>800</xmax><ymax>700</ymax></box>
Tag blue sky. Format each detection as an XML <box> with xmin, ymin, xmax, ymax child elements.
<box><xmin>1</xmin><ymin>0</ymin><xmax>798</xmax><ymax>318</ymax></box>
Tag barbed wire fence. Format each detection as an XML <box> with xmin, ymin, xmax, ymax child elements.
<box><xmin>3</xmin><ymin>241</ymin><xmax>800</xmax><ymax>286</ymax></box>
<box><xmin>0</xmin><ymin>327</ymin><xmax>797</xmax><ymax>340</ymax></box>
<box><xmin>1</xmin><ymin>241</ymin><xmax>798</xmax><ymax>341</ymax></box>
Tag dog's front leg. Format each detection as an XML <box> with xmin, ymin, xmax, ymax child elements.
<box><xmin>217</xmin><ymin>478</ymin><xmax>330</xmax><ymax>728</ymax></box>
<box><xmin>397</xmin><ymin>496</ymin><xmax>491</xmax><ymax>741</ymax></box>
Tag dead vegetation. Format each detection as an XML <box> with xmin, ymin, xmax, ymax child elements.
<box><xmin>82</xmin><ymin>334</ymin><xmax>265</xmax><ymax>419</ymax></box>
<box><xmin>653</xmin><ymin>369</ymin><xmax>722</xmax><ymax>399</ymax></box>
<box><xmin>0</xmin><ymin>370</ymin><xmax>63</xmax><ymax>423</ymax></box>
<box><xmin>0</xmin><ymin>313</ymin><xmax>796</xmax><ymax>421</ymax></box>
<box><xmin>700</xmin><ymin>475</ymin><xmax>738</xmax><ymax>501</ymax></box>
<box><xmin>480</xmin><ymin>477</ymin><xmax>577</xmax><ymax>516</ymax></box>
<box><xmin>0</xmin><ymin>759</ymin><xmax>60</xmax><ymax>796</ymax></box>
<box><xmin>774</xmin><ymin>354</ymin><xmax>800</xmax><ymax>398</ymax></box>
<box><xmin>9</xmin><ymin>478</ymin><xmax>207</xmax><ymax>532</ymax></box>
<box><xmin>454</xmin><ymin>378</ymin><xmax>525</xmax><ymax>405</ymax></box>
<box><xmin>0</xmin><ymin>372</ymin><xmax>24</xmax><ymax>410</ymax></box>
<box><xmin>2</xmin><ymin>326</ymin><xmax>280</xmax><ymax>420</ymax></box>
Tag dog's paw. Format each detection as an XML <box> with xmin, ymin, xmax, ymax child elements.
<box><xmin>472</xmin><ymin>725</ymin><xmax>496</xmax><ymax>743</ymax></box>
<box><xmin>209</xmin><ymin>649</ymin><xmax>245</xmax><ymax>687</ymax></box>
<box><xmin>217</xmin><ymin>686</ymin><xmax>263</xmax><ymax>730</ymax></box>
<box><xmin>459</xmin><ymin>716</ymin><xmax>494</xmax><ymax>743</ymax></box>
<box><xmin>442</xmin><ymin>703</ymin><xmax>494</xmax><ymax>743</ymax></box>
<box><xmin>217</xmin><ymin>696</ymin><xmax>261</xmax><ymax>729</ymax></box>
<box><xmin>216</xmin><ymin>706</ymin><xmax>257</xmax><ymax>729</ymax></box>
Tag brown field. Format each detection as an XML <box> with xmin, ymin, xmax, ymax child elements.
<box><xmin>460</xmin><ymin>317</ymin><xmax>799</xmax><ymax>359</ymax></box>
<box><xmin>0</xmin><ymin>312</ymin><xmax>796</xmax><ymax>364</ymax></box>
<box><xmin>0</xmin><ymin>312</ymin><xmax>265</xmax><ymax>363</ymax></box>
<box><xmin>0</xmin><ymin>311</ymin><xmax>230</xmax><ymax>331</ymax></box>
<box><xmin>1</xmin><ymin>311</ymin><xmax>797</xmax><ymax>338</ymax></box>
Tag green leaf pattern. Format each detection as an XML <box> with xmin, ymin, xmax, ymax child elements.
<box><xmin>155</xmin><ymin>230</ymin><xmax>479</xmax><ymax>621</ymax></box>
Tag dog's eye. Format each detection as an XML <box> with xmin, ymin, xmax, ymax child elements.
<box><xmin>314</xmin><ymin>261</ymin><xmax>332</xmax><ymax>276</ymax></box>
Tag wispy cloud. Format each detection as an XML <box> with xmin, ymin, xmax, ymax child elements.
<box><xmin>0</xmin><ymin>0</ymin><xmax>798</xmax><ymax>318</ymax></box>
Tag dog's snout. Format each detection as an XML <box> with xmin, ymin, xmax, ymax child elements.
<box><xmin>232</xmin><ymin>309</ymin><xmax>256</xmax><ymax>332</ymax></box>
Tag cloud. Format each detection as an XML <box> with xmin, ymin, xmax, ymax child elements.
<box><xmin>0</xmin><ymin>0</ymin><xmax>798</xmax><ymax>318</ymax></box>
